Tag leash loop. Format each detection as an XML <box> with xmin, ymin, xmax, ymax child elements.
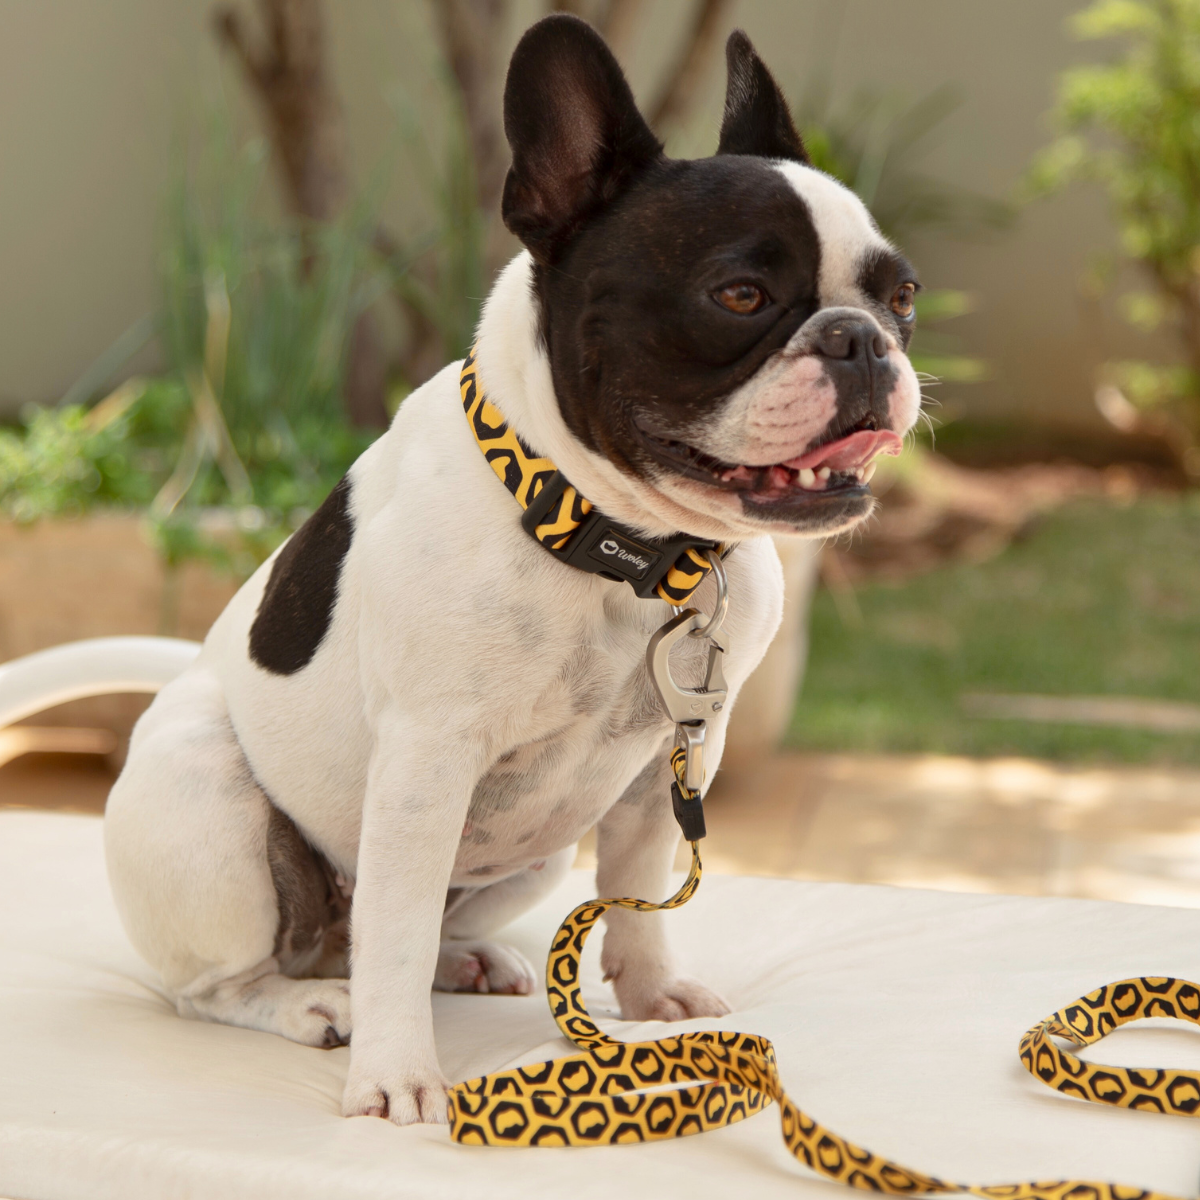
<box><xmin>683</xmin><ymin>548</ymin><xmax>729</xmax><ymax>642</ymax></box>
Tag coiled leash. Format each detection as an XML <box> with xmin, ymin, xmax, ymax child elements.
<box><xmin>448</xmin><ymin>589</ymin><xmax>1200</xmax><ymax>1198</ymax></box>
<box><xmin>449</xmin><ymin>788</ymin><xmax>1200</xmax><ymax>1195</ymax></box>
<box><xmin>450</xmin><ymin>880</ymin><xmax>1200</xmax><ymax>1195</ymax></box>
<box><xmin>452</xmin><ymin>352</ymin><xmax>1200</xmax><ymax>1196</ymax></box>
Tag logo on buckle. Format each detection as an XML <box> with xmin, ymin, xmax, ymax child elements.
<box><xmin>588</xmin><ymin>529</ymin><xmax>660</xmax><ymax>579</ymax></box>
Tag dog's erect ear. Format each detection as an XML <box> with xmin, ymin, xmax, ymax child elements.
<box><xmin>502</xmin><ymin>14</ymin><xmax>662</xmax><ymax>263</ymax></box>
<box><xmin>716</xmin><ymin>31</ymin><xmax>809</xmax><ymax>165</ymax></box>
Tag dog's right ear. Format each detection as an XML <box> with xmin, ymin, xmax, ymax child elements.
<box><xmin>716</xmin><ymin>31</ymin><xmax>810</xmax><ymax>164</ymax></box>
<box><xmin>502</xmin><ymin>14</ymin><xmax>662</xmax><ymax>264</ymax></box>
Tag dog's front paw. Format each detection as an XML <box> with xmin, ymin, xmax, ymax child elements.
<box><xmin>613</xmin><ymin>974</ymin><xmax>731</xmax><ymax>1023</ymax></box>
<box><xmin>343</xmin><ymin>1059</ymin><xmax>450</xmax><ymax>1125</ymax></box>
<box><xmin>434</xmin><ymin>939</ymin><xmax>536</xmax><ymax>995</ymax></box>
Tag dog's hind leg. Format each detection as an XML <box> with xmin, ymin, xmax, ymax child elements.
<box><xmin>105</xmin><ymin>666</ymin><xmax>351</xmax><ymax>1047</ymax></box>
<box><xmin>435</xmin><ymin>846</ymin><xmax>574</xmax><ymax>994</ymax></box>
<box><xmin>179</xmin><ymin>968</ymin><xmax>352</xmax><ymax>1048</ymax></box>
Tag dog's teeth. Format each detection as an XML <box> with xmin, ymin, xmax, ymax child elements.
<box><xmin>862</xmin><ymin>462</ymin><xmax>877</xmax><ymax>483</ymax></box>
<box><xmin>816</xmin><ymin>467</ymin><xmax>831</xmax><ymax>481</ymax></box>
<box><xmin>798</xmin><ymin>467</ymin><xmax>816</xmax><ymax>488</ymax></box>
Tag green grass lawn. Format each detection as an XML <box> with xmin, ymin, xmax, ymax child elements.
<box><xmin>788</xmin><ymin>495</ymin><xmax>1200</xmax><ymax>765</ymax></box>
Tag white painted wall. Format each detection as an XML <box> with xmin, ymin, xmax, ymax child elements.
<box><xmin>0</xmin><ymin>0</ymin><xmax>1153</xmax><ymax>426</ymax></box>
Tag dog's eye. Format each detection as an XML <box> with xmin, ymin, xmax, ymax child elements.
<box><xmin>891</xmin><ymin>282</ymin><xmax>917</xmax><ymax>320</ymax></box>
<box><xmin>713</xmin><ymin>283</ymin><xmax>768</xmax><ymax>314</ymax></box>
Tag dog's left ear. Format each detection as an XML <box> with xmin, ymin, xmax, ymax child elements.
<box><xmin>716</xmin><ymin>31</ymin><xmax>810</xmax><ymax>165</ymax></box>
<box><xmin>502</xmin><ymin>14</ymin><xmax>663</xmax><ymax>264</ymax></box>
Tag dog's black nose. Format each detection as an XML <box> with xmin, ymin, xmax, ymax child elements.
<box><xmin>814</xmin><ymin>318</ymin><xmax>889</xmax><ymax>364</ymax></box>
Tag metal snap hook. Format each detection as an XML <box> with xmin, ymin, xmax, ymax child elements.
<box><xmin>646</xmin><ymin>610</ymin><xmax>729</xmax><ymax>726</ymax></box>
<box><xmin>655</xmin><ymin>550</ymin><xmax>730</xmax><ymax>795</ymax></box>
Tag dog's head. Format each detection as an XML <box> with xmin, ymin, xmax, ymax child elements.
<box><xmin>499</xmin><ymin>15</ymin><xmax>922</xmax><ymax>541</ymax></box>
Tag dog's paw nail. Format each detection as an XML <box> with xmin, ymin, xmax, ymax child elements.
<box><xmin>615</xmin><ymin>976</ymin><xmax>731</xmax><ymax>1022</ymax></box>
<box><xmin>435</xmin><ymin>940</ymin><xmax>536</xmax><ymax>996</ymax></box>
<box><xmin>344</xmin><ymin>1067</ymin><xmax>449</xmax><ymax>1125</ymax></box>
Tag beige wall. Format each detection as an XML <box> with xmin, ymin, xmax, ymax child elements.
<box><xmin>694</xmin><ymin>0</ymin><xmax>1155</xmax><ymax>426</ymax></box>
<box><xmin>0</xmin><ymin>0</ymin><xmax>1152</xmax><ymax>426</ymax></box>
<box><xmin>0</xmin><ymin>0</ymin><xmax>437</xmax><ymax>413</ymax></box>
<box><xmin>2</xmin><ymin>2</ymin><xmax>211</xmax><ymax>411</ymax></box>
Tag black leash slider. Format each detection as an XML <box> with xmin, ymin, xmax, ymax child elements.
<box><xmin>671</xmin><ymin>778</ymin><xmax>707</xmax><ymax>841</ymax></box>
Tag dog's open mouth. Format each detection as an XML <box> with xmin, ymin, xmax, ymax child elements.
<box><xmin>638</xmin><ymin>424</ymin><xmax>904</xmax><ymax>502</ymax></box>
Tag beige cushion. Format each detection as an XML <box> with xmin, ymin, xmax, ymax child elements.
<box><xmin>1</xmin><ymin>809</ymin><xmax>1198</xmax><ymax>1199</ymax></box>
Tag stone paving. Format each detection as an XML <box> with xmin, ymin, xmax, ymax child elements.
<box><xmin>581</xmin><ymin>752</ymin><xmax>1200</xmax><ymax>908</ymax></box>
<box><xmin>7</xmin><ymin>745</ymin><xmax>1200</xmax><ymax>908</ymax></box>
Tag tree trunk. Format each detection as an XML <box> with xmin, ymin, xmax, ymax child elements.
<box><xmin>214</xmin><ymin>0</ymin><xmax>348</xmax><ymax>220</ymax></box>
<box><xmin>646</xmin><ymin>0</ymin><xmax>733</xmax><ymax>135</ymax></box>
<box><xmin>433</xmin><ymin>0</ymin><xmax>513</xmax><ymax>218</ymax></box>
<box><xmin>214</xmin><ymin>0</ymin><xmax>389</xmax><ymax>427</ymax></box>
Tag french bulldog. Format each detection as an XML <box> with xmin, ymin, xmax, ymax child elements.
<box><xmin>99</xmin><ymin>14</ymin><xmax>921</xmax><ymax>1125</ymax></box>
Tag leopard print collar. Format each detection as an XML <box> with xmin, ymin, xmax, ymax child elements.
<box><xmin>459</xmin><ymin>347</ymin><xmax>721</xmax><ymax>606</ymax></box>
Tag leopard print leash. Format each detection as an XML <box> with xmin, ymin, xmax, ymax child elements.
<box><xmin>448</xmin><ymin>752</ymin><xmax>1199</xmax><ymax>1198</ymax></box>
<box><xmin>454</xmin><ymin>348</ymin><xmax>1196</xmax><ymax>1193</ymax></box>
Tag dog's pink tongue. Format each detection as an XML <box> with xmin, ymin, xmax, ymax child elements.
<box><xmin>785</xmin><ymin>429</ymin><xmax>903</xmax><ymax>472</ymax></box>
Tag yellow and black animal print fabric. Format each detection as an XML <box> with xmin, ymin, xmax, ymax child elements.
<box><xmin>448</xmin><ymin>759</ymin><xmax>1199</xmax><ymax>1199</ymax></box>
<box><xmin>1020</xmin><ymin>976</ymin><xmax>1200</xmax><ymax>1118</ymax></box>
<box><xmin>459</xmin><ymin>348</ymin><xmax>715</xmax><ymax>605</ymax></box>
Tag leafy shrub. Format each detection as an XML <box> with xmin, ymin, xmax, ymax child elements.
<box><xmin>1029</xmin><ymin>0</ymin><xmax>1200</xmax><ymax>451</ymax></box>
<box><xmin>0</xmin><ymin>380</ymin><xmax>185</xmax><ymax>522</ymax></box>
<box><xmin>0</xmin><ymin>116</ymin><xmax>381</xmax><ymax>576</ymax></box>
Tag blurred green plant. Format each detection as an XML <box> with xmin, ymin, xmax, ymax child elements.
<box><xmin>152</xmin><ymin>118</ymin><xmax>382</xmax><ymax>558</ymax></box>
<box><xmin>1028</xmin><ymin>0</ymin><xmax>1200</xmax><ymax>456</ymax></box>
<box><xmin>383</xmin><ymin>72</ymin><xmax>488</xmax><ymax>388</ymax></box>
<box><xmin>0</xmin><ymin>114</ymin><xmax>383</xmax><ymax>577</ymax></box>
<box><xmin>0</xmin><ymin>379</ymin><xmax>181</xmax><ymax>522</ymax></box>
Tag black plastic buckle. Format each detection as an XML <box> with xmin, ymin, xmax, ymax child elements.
<box><xmin>671</xmin><ymin>781</ymin><xmax>707</xmax><ymax>841</ymax></box>
<box><xmin>521</xmin><ymin>471</ymin><xmax>717</xmax><ymax>600</ymax></box>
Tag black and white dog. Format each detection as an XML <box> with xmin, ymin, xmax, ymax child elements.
<box><xmin>101</xmin><ymin>16</ymin><xmax>921</xmax><ymax>1125</ymax></box>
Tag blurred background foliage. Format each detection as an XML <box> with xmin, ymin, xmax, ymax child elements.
<box><xmin>0</xmin><ymin>0</ymin><xmax>996</xmax><ymax>567</ymax></box>
<box><xmin>3</xmin><ymin>114</ymin><xmax>383</xmax><ymax>573</ymax></box>
<box><xmin>1</xmin><ymin>0</ymin><xmax>1198</xmax><ymax>768</ymax></box>
<box><xmin>1028</xmin><ymin>0</ymin><xmax>1200</xmax><ymax>468</ymax></box>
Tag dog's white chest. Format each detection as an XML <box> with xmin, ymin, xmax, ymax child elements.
<box><xmin>448</xmin><ymin>632</ymin><xmax>684</xmax><ymax>885</ymax></box>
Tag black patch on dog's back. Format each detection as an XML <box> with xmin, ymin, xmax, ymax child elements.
<box><xmin>250</xmin><ymin>475</ymin><xmax>354</xmax><ymax>675</ymax></box>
